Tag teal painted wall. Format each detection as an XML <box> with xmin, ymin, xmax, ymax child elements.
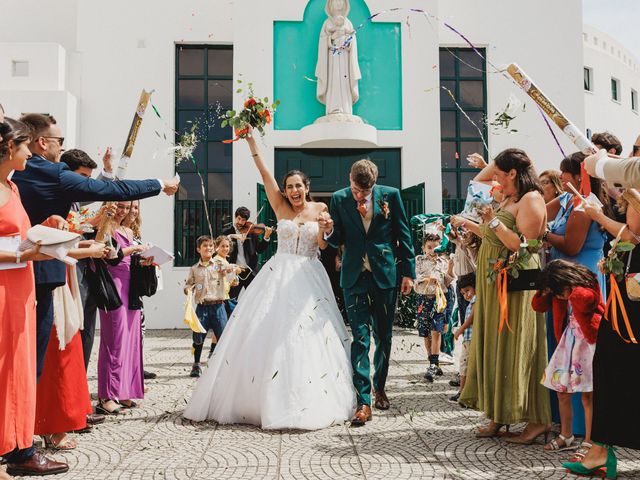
<box><xmin>273</xmin><ymin>0</ymin><xmax>402</xmax><ymax>130</ymax></box>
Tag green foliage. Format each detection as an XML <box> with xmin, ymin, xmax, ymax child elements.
<box><xmin>603</xmin><ymin>240</ymin><xmax>636</xmax><ymax>281</ymax></box>
<box><xmin>218</xmin><ymin>79</ymin><xmax>280</xmax><ymax>141</ymax></box>
<box><xmin>486</xmin><ymin>232</ymin><xmax>542</xmax><ymax>282</ymax></box>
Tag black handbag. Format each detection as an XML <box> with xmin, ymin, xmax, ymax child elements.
<box><xmin>129</xmin><ymin>254</ymin><xmax>158</xmax><ymax>309</ymax></box>
<box><xmin>507</xmin><ymin>268</ymin><xmax>542</xmax><ymax>291</ymax></box>
<box><xmin>506</xmin><ymin>233</ymin><xmax>542</xmax><ymax>292</ymax></box>
<box><xmin>85</xmin><ymin>258</ymin><xmax>123</xmax><ymax>311</ymax></box>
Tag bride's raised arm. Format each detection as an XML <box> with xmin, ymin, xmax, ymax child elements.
<box><xmin>245</xmin><ymin>133</ymin><xmax>286</xmax><ymax>216</ymax></box>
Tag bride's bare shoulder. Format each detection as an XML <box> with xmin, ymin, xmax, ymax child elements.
<box><xmin>310</xmin><ymin>201</ymin><xmax>328</xmax><ymax>213</ymax></box>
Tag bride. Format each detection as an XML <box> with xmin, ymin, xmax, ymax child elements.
<box><xmin>183</xmin><ymin>133</ymin><xmax>356</xmax><ymax>430</ymax></box>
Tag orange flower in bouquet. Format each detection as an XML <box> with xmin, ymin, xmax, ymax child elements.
<box><xmin>220</xmin><ymin>79</ymin><xmax>279</xmax><ymax>143</ymax></box>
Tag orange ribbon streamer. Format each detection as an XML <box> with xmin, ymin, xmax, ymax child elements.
<box><xmin>222</xmin><ymin>126</ymin><xmax>250</xmax><ymax>144</ymax></box>
<box><xmin>572</xmin><ymin>163</ymin><xmax>593</xmax><ymax>208</ymax></box>
<box><xmin>497</xmin><ymin>268</ymin><xmax>513</xmax><ymax>334</ymax></box>
<box><xmin>604</xmin><ymin>273</ymin><xmax>638</xmax><ymax>344</ymax></box>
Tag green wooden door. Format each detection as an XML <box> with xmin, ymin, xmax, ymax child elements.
<box><xmin>257</xmin><ymin>183</ymin><xmax>277</xmax><ymax>264</ymax></box>
<box><xmin>401</xmin><ymin>182</ymin><xmax>425</xmax><ymax>252</ymax></box>
<box><xmin>274</xmin><ymin>148</ymin><xmax>401</xmax><ymax>192</ymax></box>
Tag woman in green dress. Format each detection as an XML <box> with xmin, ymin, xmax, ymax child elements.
<box><xmin>452</xmin><ymin>148</ymin><xmax>551</xmax><ymax>442</ymax></box>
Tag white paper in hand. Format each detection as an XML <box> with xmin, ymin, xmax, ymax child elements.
<box><xmin>574</xmin><ymin>192</ymin><xmax>604</xmax><ymax>212</ymax></box>
<box><xmin>19</xmin><ymin>225</ymin><xmax>80</xmax><ymax>265</ymax></box>
<box><xmin>140</xmin><ymin>245</ymin><xmax>174</xmax><ymax>266</ymax></box>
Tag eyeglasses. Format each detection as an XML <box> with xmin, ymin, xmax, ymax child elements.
<box><xmin>350</xmin><ymin>183</ymin><xmax>374</xmax><ymax>196</ymax></box>
<box><xmin>42</xmin><ymin>136</ymin><xmax>64</xmax><ymax>146</ymax></box>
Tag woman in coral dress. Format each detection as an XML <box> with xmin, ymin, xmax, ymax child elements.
<box><xmin>0</xmin><ymin>118</ymin><xmax>68</xmax><ymax>476</ymax></box>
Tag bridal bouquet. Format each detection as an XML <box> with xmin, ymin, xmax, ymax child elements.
<box><xmin>220</xmin><ymin>79</ymin><xmax>280</xmax><ymax>143</ymax></box>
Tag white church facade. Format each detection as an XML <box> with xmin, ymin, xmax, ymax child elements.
<box><xmin>1</xmin><ymin>0</ymin><xmax>637</xmax><ymax>327</ymax></box>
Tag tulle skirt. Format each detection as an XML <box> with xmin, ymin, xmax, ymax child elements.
<box><xmin>184</xmin><ymin>253</ymin><xmax>356</xmax><ymax>430</ymax></box>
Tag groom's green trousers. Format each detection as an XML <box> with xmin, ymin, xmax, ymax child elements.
<box><xmin>343</xmin><ymin>271</ymin><xmax>397</xmax><ymax>407</ymax></box>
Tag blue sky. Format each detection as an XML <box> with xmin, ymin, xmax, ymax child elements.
<box><xmin>583</xmin><ymin>0</ymin><xmax>640</xmax><ymax>59</ymax></box>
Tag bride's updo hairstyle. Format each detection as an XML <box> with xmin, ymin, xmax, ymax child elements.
<box><xmin>494</xmin><ymin>148</ymin><xmax>542</xmax><ymax>201</ymax></box>
<box><xmin>281</xmin><ymin>170</ymin><xmax>313</xmax><ymax>204</ymax></box>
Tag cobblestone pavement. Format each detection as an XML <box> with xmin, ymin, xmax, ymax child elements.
<box><xmin>13</xmin><ymin>328</ymin><xmax>640</xmax><ymax>479</ymax></box>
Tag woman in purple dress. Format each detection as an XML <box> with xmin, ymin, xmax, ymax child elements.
<box><xmin>97</xmin><ymin>201</ymin><xmax>150</xmax><ymax>414</ymax></box>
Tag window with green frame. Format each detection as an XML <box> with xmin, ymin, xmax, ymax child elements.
<box><xmin>174</xmin><ymin>45</ymin><xmax>234</xmax><ymax>266</ymax></box>
<box><xmin>439</xmin><ymin>47</ymin><xmax>488</xmax><ymax>215</ymax></box>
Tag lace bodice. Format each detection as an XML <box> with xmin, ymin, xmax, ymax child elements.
<box><xmin>276</xmin><ymin>219</ymin><xmax>319</xmax><ymax>258</ymax></box>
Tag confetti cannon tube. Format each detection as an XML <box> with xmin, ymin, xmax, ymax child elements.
<box><xmin>116</xmin><ymin>89</ymin><xmax>152</xmax><ymax>180</ymax></box>
<box><xmin>507</xmin><ymin>63</ymin><xmax>640</xmax><ymax>212</ymax></box>
<box><xmin>507</xmin><ymin>63</ymin><xmax>596</xmax><ymax>155</ymax></box>
<box><xmin>96</xmin><ymin>90</ymin><xmax>152</xmax><ymax>241</ymax></box>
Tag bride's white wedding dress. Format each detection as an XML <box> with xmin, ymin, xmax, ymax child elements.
<box><xmin>184</xmin><ymin>219</ymin><xmax>356</xmax><ymax>430</ymax></box>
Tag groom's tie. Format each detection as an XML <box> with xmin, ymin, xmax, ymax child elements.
<box><xmin>357</xmin><ymin>199</ymin><xmax>367</xmax><ymax>218</ymax></box>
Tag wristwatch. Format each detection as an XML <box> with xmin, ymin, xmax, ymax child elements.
<box><xmin>488</xmin><ymin>217</ymin><xmax>501</xmax><ymax>230</ymax></box>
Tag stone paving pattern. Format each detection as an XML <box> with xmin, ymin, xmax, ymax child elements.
<box><xmin>11</xmin><ymin>329</ymin><xmax>640</xmax><ymax>479</ymax></box>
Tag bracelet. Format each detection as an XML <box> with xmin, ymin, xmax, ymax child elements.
<box><xmin>15</xmin><ymin>250</ymin><xmax>21</xmax><ymax>263</ymax></box>
<box><xmin>251</xmin><ymin>153</ymin><xmax>259</xmax><ymax>157</ymax></box>
<box><xmin>541</xmin><ymin>230</ymin><xmax>549</xmax><ymax>242</ymax></box>
<box><xmin>488</xmin><ymin>217</ymin><xmax>501</xmax><ymax>230</ymax></box>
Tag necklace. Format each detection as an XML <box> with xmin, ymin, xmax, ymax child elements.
<box><xmin>292</xmin><ymin>203</ymin><xmax>308</xmax><ymax>222</ymax></box>
<box><xmin>118</xmin><ymin>225</ymin><xmax>133</xmax><ymax>241</ymax></box>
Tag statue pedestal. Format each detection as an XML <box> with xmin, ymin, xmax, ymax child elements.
<box><xmin>300</xmin><ymin>114</ymin><xmax>378</xmax><ymax>148</ymax></box>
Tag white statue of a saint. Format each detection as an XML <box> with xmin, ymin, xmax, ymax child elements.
<box><xmin>315</xmin><ymin>0</ymin><xmax>362</xmax><ymax>117</ymax></box>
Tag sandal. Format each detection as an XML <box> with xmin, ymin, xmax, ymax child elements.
<box><xmin>505</xmin><ymin>424</ymin><xmax>552</xmax><ymax>445</ymax></box>
<box><xmin>96</xmin><ymin>399</ymin><xmax>121</xmax><ymax>415</ymax></box>
<box><xmin>568</xmin><ymin>441</ymin><xmax>593</xmax><ymax>462</ymax></box>
<box><xmin>119</xmin><ymin>400</ymin><xmax>138</xmax><ymax>409</ymax></box>
<box><xmin>475</xmin><ymin>422</ymin><xmax>510</xmax><ymax>438</ymax></box>
<box><xmin>43</xmin><ymin>433</ymin><xmax>77</xmax><ymax>450</ymax></box>
<box><xmin>544</xmin><ymin>434</ymin><xmax>575</xmax><ymax>452</ymax></box>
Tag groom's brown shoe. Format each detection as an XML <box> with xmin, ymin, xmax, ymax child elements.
<box><xmin>373</xmin><ymin>390</ymin><xmax>390</xmax><ymax>410</ymax></box>
<box><xmin>350</xmin><ymin>405</ymin><xmax>372</xmax><ymax>427</ymax></box>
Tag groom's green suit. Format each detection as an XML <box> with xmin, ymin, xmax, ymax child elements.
<box><xmin>327</xmin><ymin>185</ymin><xmax>415</xmax><ymax>406</ymax></box>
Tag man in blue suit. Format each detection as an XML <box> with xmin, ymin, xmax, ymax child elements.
<box><xmin>11</xmin><ymin>113</ymin><xmax>179</xmax><ymax>382</ymax></box>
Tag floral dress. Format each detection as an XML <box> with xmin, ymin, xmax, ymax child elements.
<box><xmin>542</xmin><ymin>305</ymin><xmax>595</xmax><ymax>393</ymax></box>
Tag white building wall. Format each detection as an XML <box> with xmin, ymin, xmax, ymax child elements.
<box><xmin>583</xmin><ymin>25</ymin><xmax>640</xmax><ymax>153</ymax></box>
<box><xmin>0</xmin><ymin>42</ymin><xmax>79</xmax><ymax>150</ymax></box>
<box><xmin>0</xmin><ymin>0</ymin><xmax>592</xmax><ymax>328</ymax></box>
<box><xmin>438</xmin><ymin>0</ymin><xmax>584</xmax><ymax>172</ymax></box>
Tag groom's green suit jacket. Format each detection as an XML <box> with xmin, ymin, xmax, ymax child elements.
<box><xmin>327</xmin><ymin>185</ymin><xmax>416</xmax><ymax>290</ymax></box>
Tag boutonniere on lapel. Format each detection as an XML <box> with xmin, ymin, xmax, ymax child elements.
<box><xmin>377</xmin><ymin>194</ymin><xmax>390</xmax><ymax>220</ymax></box>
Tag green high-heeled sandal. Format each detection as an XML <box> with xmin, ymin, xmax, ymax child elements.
<box><xmin>562</xmin><ymin>443</ymin><xmax>617</xmax><ymax>479</ymax></box>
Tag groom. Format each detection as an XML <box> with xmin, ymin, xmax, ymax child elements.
<box><xmin>319</xmin><ymin>159</ymin><xmax>415</xmax><ymax>426</ymax></box>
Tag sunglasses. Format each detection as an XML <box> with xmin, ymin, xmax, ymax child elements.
<box><xmin>42</xmin><ymin>136</ymin><xmax>64</xmax><ymax>146</ymax></box>
<box><xmin>633</xmin><ymin>145</ymin><xmax>640</xmax><ymax>156</ymax></box>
